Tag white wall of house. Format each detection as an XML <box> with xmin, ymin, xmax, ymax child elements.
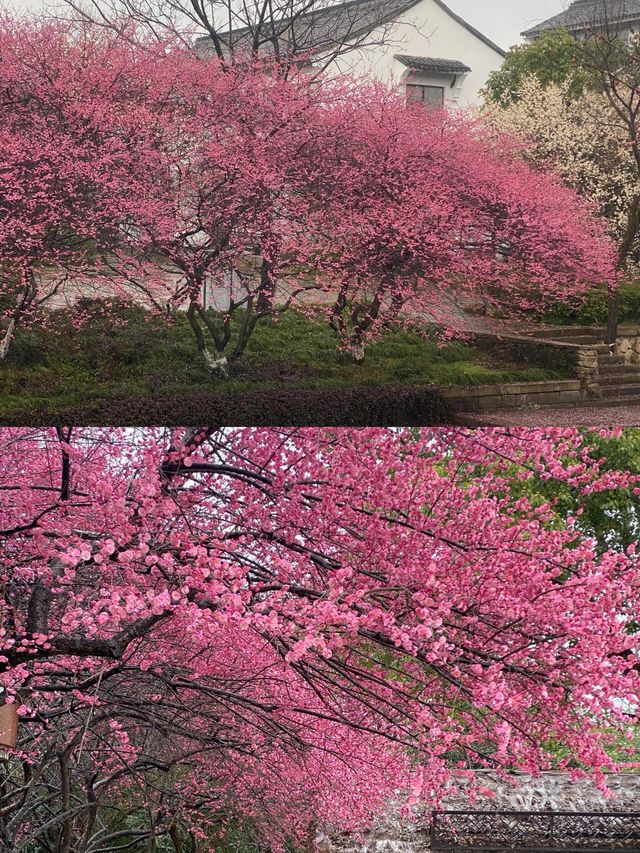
<box><xmin>330</xmin><ymin>0</ymin><xmax>504</xmax><ymax>106</ymax></box>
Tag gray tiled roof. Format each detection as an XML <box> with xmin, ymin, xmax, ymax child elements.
<box><xmin>395</xmin><ymin>54</ymin><xmax>471</xmax><ymax>73</ymax></box>
<box><xmin>522</xmin><ymin>0</ymin><xmax>640</xmax><ymax>39</ymax></box>
<box><xmin>196</xmin><ymin>0</ymin><xmax>414</xmax><ymax>56</ymax></box>
<box><xmin>195</xmin><ymin>0</ymin><xmax>505</xmax><ymax>58</ymax></box>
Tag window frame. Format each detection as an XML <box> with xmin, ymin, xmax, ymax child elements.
<box><xmin>405</xmin><ymin>83</ymin><xmax>446</xmax><ymax>108</ymax></box>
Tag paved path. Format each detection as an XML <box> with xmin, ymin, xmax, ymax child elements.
<box><xmin>455</xmin><ymin>405</ymin><xmax>640</xmax><ymax>428</ymax></box>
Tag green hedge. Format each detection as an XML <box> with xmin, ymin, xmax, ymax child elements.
<box><xmin>0</xmin><ymin>385</ymin><xmax>452</xmax><ymax>427</ymax></box>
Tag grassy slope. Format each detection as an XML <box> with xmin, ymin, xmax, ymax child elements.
<box><xmin>0</xmin><ymin>306</ymin><xmax>568</xmax><ymax>418</ymax></box>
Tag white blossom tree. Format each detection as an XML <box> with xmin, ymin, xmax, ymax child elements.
<box><xmin>485</xmin><ymin>76</ymin><xmax>639</xmax><ymax>339</ymax></box>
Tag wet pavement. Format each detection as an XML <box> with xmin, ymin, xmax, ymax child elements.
<box><xmin>455</xmin><ymin>405</ymin><xmax>640</xmax><ymax>428</ymax></box>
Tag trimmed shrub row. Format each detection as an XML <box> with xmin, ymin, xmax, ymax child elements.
<box><xmin>0</xmin><ymin>385</ymin><xmax>452</xmax><ymax>427</ymax></box>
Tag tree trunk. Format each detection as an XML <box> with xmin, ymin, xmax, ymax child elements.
<box><xmin>1</xmin><ymin>267</ymin><xmax>40</xmax><ymax>362</ymax></box>
<box><xmin>0</xmin><ymin>754</ymin><xmax>12</xmax><ymax>853</ymax></box>
<box><xmin>606</xmin><ymin>286</ymin><xmax>619</xmax><ymax>347</ymax></box>
<box><xmin>608</xmin><ymin>193</ymin><xmax>640</xmax><ymax>345</ymax></box>
<box><xmin>202</xmin><ymin>347</ymin><xmax>229</xmax><ymax>378</ymax></box>
<box><xmin>186</xmin><ymin>302</ymin><xmax>229</xmax><ymax>378</ymax></box>
<box><xmin>0</xmin><ymin>319</ymin><xmax>15</xmax><ymax>362</ymax></box>
<box><xmin>351</xmin><ymin>341</ymin><xmax>365</xmax><ymax>363</ymax></box>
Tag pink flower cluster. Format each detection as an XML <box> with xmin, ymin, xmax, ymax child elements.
<box><xmin>0</xmin><ymin>427</ymin><xmax>637</xmax><ymax>844</ymax></box>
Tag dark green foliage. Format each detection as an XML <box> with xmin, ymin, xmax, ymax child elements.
<box><xmin>506</xmin><ymin>429</ymin><xmax>640</xmax><ymax>556</ymax></box>
<box><xmin>542</xmin><ymin>280</ymin><xmax>640</xmax><ymax>326</ymax></box>
<box><xmin>0</xmin><ymin>302</ymin><xmax>567</xmax><ymax>422</ymax></box>
<box><xmin>553</xmin><ymin>429</ymin><xmax>640</xmax><ymax>556</ymax></box>
<box><xmin>484</xmin><ymin>29</ymin><xmax>593</xmax><ymax>106</ymax></box>
<box><xmin>0</xmin><ymin>385</ymin><xmax>452</xmax><ymax>426</ymax></box>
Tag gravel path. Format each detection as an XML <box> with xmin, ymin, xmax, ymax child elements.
<box><xmin>454</xmin><ymin>405</ymin><xmax>640</xmax><ymax>428</ymax></box>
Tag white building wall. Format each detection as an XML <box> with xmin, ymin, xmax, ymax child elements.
<box><xmin>330</xmin><ymin>0</ymin><xmax>504</xmax><ymax>107</ymax></box>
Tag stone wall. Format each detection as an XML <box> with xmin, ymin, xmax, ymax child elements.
<box><xmin>316</xmin><ymin>772</ymin><xmax>640</xmax><ymax>853</ymax></box>
<box><xmin>441</xmin><ymin>380</ymin><xmax>584</xmax><ymax>412</ymax></box>
<box><xmin>474</xmin><ymin>333</ymin><xmax>580</xmax><ymax>374</ymax></box>
<box><xmin>576</xmin><ymin>347</ymin><xmax>601</xmax><ymax>398</ymax></box>
<box><xmin>443</xmin><ymin>771</ymin><xmax>640</xmax><ymax>812</ymax></box>
<box><xmin>615</xmin><ymin>326</ymin><xmax>640</xmax><ymax>365</ymax></box>
<box><xmin>473</xmin><ymin>333</ymin><xmax>601</xmax><ymax>400</ymax></box>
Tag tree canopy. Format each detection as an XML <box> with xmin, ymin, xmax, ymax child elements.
<box><xmin>0</xmin><ymin>18</ymin><xmax>618</xmax><ymax>369</ymax></box>
<box><xmin>485</xmin><ymin>22</ymin><xmax>640</xmax><ymax>341</ymax></box>
<box><xmin>0</xmin><ymin>427</ymin><xmax>638</xmax><ymax>850</ymax></box>
<box><xmin>483</xmin><ymin>29</ymin><xmax>593</xmax><ymax>106</ymax></box>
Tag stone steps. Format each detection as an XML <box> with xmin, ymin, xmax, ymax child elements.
<box><xmin>537</xmin><ymin>330</ymin><xmax>640</xmax><ymax>404</ymax></box>
<box><xmin>591</xmin><ymin>393</ymin><xmax>640</xmax><ymax>407</ymax></box>
<box><xmin>600</xmin><ymin>369</ymin><xmax>640</xmax><ymax>387</ymax></box>
<box><xmin>530</xmin><ymin>326</ymin><xmax>605</xmax><ymax>340</ymax></box>
<box><xmin>598</xmin><ymin>355</ymin><xmax>627</xmax><ymax>367</ymax></box>
<box><xmin>596</xmin><ymin>351</ymin><xmax>640</xmax><ymax>401</ymax></box>
<box><xmin>601</xmin><ymin>383</ymin><xmax>640</xmax><ymax>399</ymax></box>
<box><xmin>598</xmin><ymin>373</ymin><xmax>637</xmax><ymax>385</ymax></box>
<box><xmin>600</xmin><ymin>371</ymin><xmax>640</xmax><ymax>389</ymax></box>
<box><xmin>480</xmin><ymin>326</ymin><xmax>640</xmax><ymax>410</ymax></box>
<box><xmin>598</xmin><ymin>355</ymin><xmax>640</xmax><ymax>373</ymax></box>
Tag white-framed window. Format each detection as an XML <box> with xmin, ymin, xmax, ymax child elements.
<box><xmin>406</xmin><ymin>83</ymin><xmax>445</xmax><ymax>109</ymax></box>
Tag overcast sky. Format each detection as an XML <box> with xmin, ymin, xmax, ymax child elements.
<box><xmin>0</xmin><ymin>0</ymin><xmax>570</xmax><ymax>49</ymax></box>
<box><xmin>448</xmin><ymin>0</ymin><xmax>568</xmax><ymax>50</ymax></box>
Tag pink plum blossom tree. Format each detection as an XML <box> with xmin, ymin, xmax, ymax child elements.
<box><xmin>117</xmin><ymin>66</ymin><xmax>618</xmax><ymax>366</ymax></box>
<box><xmin>308</xmin><ymin>90</ymin><xmax>617</xmax><ymax>358</ymax></box>
<box><xmin>0</xmin><ymin>19</ymin><xmax>190</xmax><ymax>360</ymax></box>
<box><xmin>0</xmin><ymin>427</ymin><xmax>638</xmax><ymax>848</ymax></box>
<box><xmin>485</xmin><ymin>12</ymin><xmax>640</xmax><ymax>343</ymax></box>
<box><xmin>0</xmin><ymin>19</ymin><xmax>620</xmax><ymax>371</ymax></box>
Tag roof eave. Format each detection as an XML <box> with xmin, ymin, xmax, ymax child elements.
<box><xmin>394</xmin><ymin>54</ymin><xmax>471</xmax><ymax>73</ymax></box>
<box><xmin>522</xmin><ymin>11</ymin><xmax>640</xmax><ymax>39</ymax></box>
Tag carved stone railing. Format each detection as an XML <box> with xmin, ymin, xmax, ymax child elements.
<box><xmin>430</xmin><ymin>810</ymin><xmax>640</xmax><ymax>852</ymax></box>
<box><xmin>316</xmin><ymin>774</ymin><xmax>640</xmax><ymax>853</ymax></box>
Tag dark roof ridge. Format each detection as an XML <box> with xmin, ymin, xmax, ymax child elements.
<box><xmin>194</xmin><ymin>0</ymin><xmax>506</xmax><ymax>57</ymax></box>
<box><xmin>194</xmin><ymin>0</ymin><xmax>416</xmax><ymax>49</ymax></box>
<box><xmin>522</xmin><ymin>0</ymin><xmax>640</xmax><ymax>38</ymax></box>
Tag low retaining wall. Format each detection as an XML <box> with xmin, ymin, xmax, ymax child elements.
<box><xmin>475</xmin><ymin>332</ymin><xmax>582</xmax><ymax>373</ymax></box>
<box><xmin>441</xmin><ymin>380</ymin><xmax>584</xmax><ymax>412</ymax></box>
<box><xmin>443</xmin><ymin>771</ymin><xmax>640</xmax><ymax>812</ymax></box>
<box><xmin>526</xmin><ymin>324</ymin><xmax>640</xmax><ymax>368</ymax></box>
<box><xmin>317</xmin><ymin>772</ymin><xmax>640</xmax><ymax>853</ymax></box>
<box><xmin>473</xmin><ymin>333</ymin><xmax>601</xmax><ymax>401</ymax></box>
